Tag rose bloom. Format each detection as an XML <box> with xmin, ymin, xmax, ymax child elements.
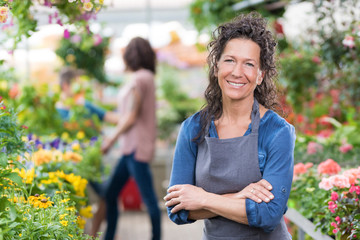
<box><xmin>339</xmin><ymin>143</ymin><xmax>353</xmax><ymax>153</ymax></box>
<box><xmin>307</xmin><ymin>141</ymin><xmax>323</xmax><ymax>154</ymax></box>
<box><xmin>317</xmin><ymin>159</ymin><xmax>341</xmax><ymax>175</ymax></box>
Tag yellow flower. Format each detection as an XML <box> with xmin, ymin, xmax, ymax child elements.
<box><xmin>71</xmin><ymin>142</ymin><xmax>81</xmax><ymax>151</ymax></box>
<box><xmin>60</xmin><ymin>198</ymin><xmax>71</xmax><ymax>204</ymax></box>
<box><xmin>66</xmin><ymin>206</ymin><xmax>76</xmax><ymax>212</ymax></box>
<box><xmin>60</xmin><ymin>213</ymin><xmax>68</xmax><ymax>220</ymax></box>
<box><xmin>13</xmin><ymin>168</ymin><xmax>35</xmax><ymax>184</ymax></box>
<box><xmin>68</xmin><ymin>234</ymin><xmax>73</xmax><ymax>238</ymax></box>
<box><xmin>19</xmin><ymin>233</ymin><xmax>22</xmax><ymax>237</ymax></box>
<box><xmin>65</xmin><ymin>54</ymin><xmax>76</xmax><ymax>63</ymax></box>
<box><xmin>63</xmin><ymin>151</ymin><xmax>83</xmax><ymax>162</ymax></box>
<box><xmin>22</xmin><ymin>136</ymin><xmax>28</xmax><ymax>142</ymax></box>
<box><xmin>61</xmin><ymin>132</ymin><xmax>70</xmax><ymax>141</ymax></box>
<box><xmin>38</xmin><ymin>198</ymin><xmax>54</xmax><ymax>209</ymax></box>
<box><xmin>99</xmin><ymin>0</ymin><xmax>104</xmax><ymax>4</ymax></box>
<box><xmin>77</xmin><ymin>216</ymin><xmax>86</xmax><ymax>229</ymax></box>
<box><xmin>83</xmin><ymin>2</ymin><xmax>93</xmax><ymax>11</ymax></box>
<box><xmin>32</xmin><ymin>149</ymin><xmax>53</xmax><ymax>166</ymax></box>
<box><xmin>60</xmin><ymin>220</ymin><xmax>68</xmax><ymax>226</ymax></box>
<box><xmin>76</xmin><ymin>131</ymin><xmax>85</xmax><ymax>140</ymax></box>
<box><xmin>79</xmin><ymin>205</ymin><xmax>93</xmax><ymax>218</ymax></box>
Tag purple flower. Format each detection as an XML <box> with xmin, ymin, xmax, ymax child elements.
<box><xmin>50</xmin><ymin>138</ymin><xmax>61</xmax><ymax>149</ymax></box>
<box><xmin>71</xmin><ymin>34</ymin><xmax>82</xmax><ymax>43</ymax></box>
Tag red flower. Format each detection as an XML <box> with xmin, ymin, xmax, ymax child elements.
<box><xmin>317</xmin><ymin>159</ymin><xmax>341</xmax><ymax>175</ymax></box>
<box><xmin>274</xmin><ymin>20</ymin><xmax>284</xmax><ymax>35</ymax></box>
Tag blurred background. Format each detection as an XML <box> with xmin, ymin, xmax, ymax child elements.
<box><xmin>0</xmin><ymin>0</ymin><xmax>360</xmax><ymax>239</ymax></box>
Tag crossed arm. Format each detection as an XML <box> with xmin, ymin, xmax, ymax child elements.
<box><xmin>164</xmin><ymin>179</ymin><xmax>273</xmax><ymax>224</ymax></box>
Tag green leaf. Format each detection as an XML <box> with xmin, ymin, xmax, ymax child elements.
<box><xmin>4</xmin><ymin>172</ymin><xmax>23</xmax><ymax>186</ymax></box>
<box><xmin>0</xmin><ymin>152</ymin><xmax>7</xmax><ymax>168</ymax></box>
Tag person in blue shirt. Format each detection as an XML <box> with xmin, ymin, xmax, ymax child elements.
<box><xmin>164</xmin><ymin>12</ymin><xmax>296</xmax><ymax>240</ymax></box>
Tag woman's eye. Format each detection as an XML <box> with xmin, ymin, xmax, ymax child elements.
<box><xmin>245</xmin><ymin>62</ymin><xmax>255</xmax><ymax>67</ymax></box>
<box><xmin>224</xmin><ymin>59</ymin><xmax>234</xmax><ymax>62</ymax></box>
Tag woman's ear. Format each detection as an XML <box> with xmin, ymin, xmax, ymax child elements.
<box><xmin>256</xmin><ymin>70</ymin><xmax>265</xmax><ymax>85</ymax></box>
<box><xmin>214</xmin><ymin>65</ymin><xmax>218</xmax><ymax>77</ymax></box>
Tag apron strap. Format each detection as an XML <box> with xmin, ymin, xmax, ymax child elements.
<box><xmin>251</xmin><ymin>98</ymin><xmax>260</xmax><ymax>134</ymax></box>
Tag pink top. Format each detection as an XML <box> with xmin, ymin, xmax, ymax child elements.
<box><xmin>117</xmin><ymin>69</ymin><xmax>157</xmax><ymax>162</ymax></box>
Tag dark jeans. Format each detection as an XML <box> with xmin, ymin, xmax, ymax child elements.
<box><xmin>104</xmin><ymin>153</ymin><xmax>161</xmax><ymax>240</ymax></box>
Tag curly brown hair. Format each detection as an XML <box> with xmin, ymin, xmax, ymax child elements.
<box><xmin>123</xmin><ymin>37</ymin><xmax>156</xmax><ymax>74</ymax></box>
<box><xmin>196</xmin><ymin>12</ymin><xmax>280</xmax><ymax>143</ymax></box>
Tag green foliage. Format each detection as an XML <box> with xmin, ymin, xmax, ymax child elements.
<box><xmin>279</xmin><ymin>49</ymin><xmax>320</xmax><ymax>112</ymax></box>
<box><xmin>0</xmin><ymin>0</ymin><xmax>104</xmax><ymax>49</ymax></box>
<box><xmin>15</xmin><ymin>85</ymin><xmax>64</xmax><ymax>136</ymax></box>
<box><xmin>55</xmin><ymin>30</ymin><xmax>110</xmax><ymax>83</ymax></box>
<box><xmin>156</xmin><ymin>64</ymin><xmax>204</xmax><ymax>142</ymax></box>
<box><xmin>0</xmin><ymin>100</ymin><xmax>25</xmax><ymax>156</ymax></box>
<box><xmin>0</xmin><ymin>101</ymin><xmax>98</xmax><ymax>240</ymax></box>
<box><xmin>189</xmin><ymin>0</ymin><xmax>288</xmax><ymax>33</ymax></box>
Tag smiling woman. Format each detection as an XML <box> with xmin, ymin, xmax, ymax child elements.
<box><xmin>164</xmin><ymin>12</ymin><xmax>296</xmax><ymax>240</ymax></box>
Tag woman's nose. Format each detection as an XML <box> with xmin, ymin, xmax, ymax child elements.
<box><xmin>231</xmin><ymin>63</ymin><xmax>243</xmax><ymax>77</ymax></box>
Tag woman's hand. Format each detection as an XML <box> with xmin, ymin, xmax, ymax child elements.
<box><xmin>164</xmin><ymin>184</ymin><xmax>207</xmax><ymax>214</ymax></box>
<box><xmin>101</xmin><ymin>138</ymin><xmax>114</xmax><ymax>154</ymax></box>
<box><xmin>231</xmin><ymin>179</ymin><xmax>274</xmax><ymax>203</ymax></box>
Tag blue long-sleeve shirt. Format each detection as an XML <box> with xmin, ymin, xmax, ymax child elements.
<box><xmin>167</xmin><ymin>110</ymin><xmax>296</xmax><ymax>232</ymax></box>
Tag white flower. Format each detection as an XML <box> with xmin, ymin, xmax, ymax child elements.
<box><xmin>342</xmin><ymin>35</ymin><xmax>355</xmax><ymax>48</ymax></box>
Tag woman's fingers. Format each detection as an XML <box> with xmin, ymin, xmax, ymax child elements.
<box><xmin>258</xmin><ymin>179</ymin><xmax>273</xmax><ymax>190</ymax></box>
<box><xmin>247</xmin><ymin>181</ymin><xmax>274</xmax><ymax>203</ymax></box>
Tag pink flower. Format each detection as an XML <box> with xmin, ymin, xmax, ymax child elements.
<box><xmin>328</xmin><ymin>201</ymin><xmax>337</xmax><ymax>213</ymax></box>
<box><xmin>64</xmin><ymin>29</ymin><xmax>70</xmax><ymax>39</ymax></box>
<box><xmin>317</xmin><ymin>129</ymin><xmax>333</xmax><ymax>139</ymax></box>
<box><xmin>93</xmin><ymin>34</ymin><xmax>102</xmax><ymax>46</ymax></box>
<box><xmin>319</xmin><ymin>177</ymin><xmax>334</xmax><ymax>190</ymax></box>
<box><xmin>331</xmin><ymin>222</ymin><xmax>337</xmax><ymax>228</ymax></box>
<box><xmin>333</xmin><ymin>228</ymin><xmax>338</xmax><ymax>234</ymax></box>
<box><xmin>339</xmin><ymin>143</ymin><xmax>353</xmax><ymax>153</ymax></box>
<box><xmin>342</xmin><ymin>35</ymin><xmax>355</xmax><ymax>48</ymax></box>
<box><xmin>331</xmin><ymin>191</ymin><xmax>339</xmax><ymax>201</ymax></box>
<box><xmin>312</xmin><ymin>56</ymin><xmax>321</xmax><ymax>64</ymax></box>
<box><xmin>343</xmin><ymin>169</ymin><xmax>360</xmax><ymax>185</ymax></box>
<box><xmin>307</xmin><ymin>141</ymin><xmax>323</xmax><ymax>154</ymax></box>
<box><xmin>349</xmin><ymin>185</ymin><xmax>360</xmax><ymax>195</ymax></box>
<box><xmin>71</xmin><ymin>35</ymin><xmax>82</xmax><ymax>43</ymax></box>
<box><xmin>317</xmin><ymin>159</ymin><xmax>341</xmax><ymax>175</ymax></box>
<box><xmin>335</xmin><ymin>216</ymin><xmax>341</xmax><ymax>224</ymax></box>
<box><xmin>329</xmin><ymin>175</ymin><xmax>351</xmax><ymax>189</ymax></box>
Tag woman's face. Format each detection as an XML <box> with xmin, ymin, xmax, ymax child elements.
<box><xmin>216</xmin><ymin>38</ymin><xmax>263</xmax><ymax>103</ymax></box>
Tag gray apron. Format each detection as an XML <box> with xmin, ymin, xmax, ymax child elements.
<box><xmin>195</xmin><ymin>99</ymin><xmax>290</xmax><ymax>240</ymax></box>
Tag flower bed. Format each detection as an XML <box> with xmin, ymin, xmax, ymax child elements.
<box><xmin>290</xmin><ymin>159</ymin><xmax>360</xmax><ymax>240</ymax></box>
<box><xmin>0</xmin><ymin>98</ymin><xmax>101</xmax><ymax>239</ymax></box>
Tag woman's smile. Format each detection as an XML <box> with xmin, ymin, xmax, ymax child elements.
<box><xmin>226</xmin><ymin>80</ymin><xmax>246</xmax><ymax>87</ymax></box>
<box><xmin>217</xmin><ymin>38</ymin><xmax>262</xmax><ymax>102</ymax></box>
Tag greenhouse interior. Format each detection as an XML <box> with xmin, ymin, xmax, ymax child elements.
<box><xmin>0</xmin><ymin>0</ymin><xmax>360</xmax><ymax>240</ymax></box>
